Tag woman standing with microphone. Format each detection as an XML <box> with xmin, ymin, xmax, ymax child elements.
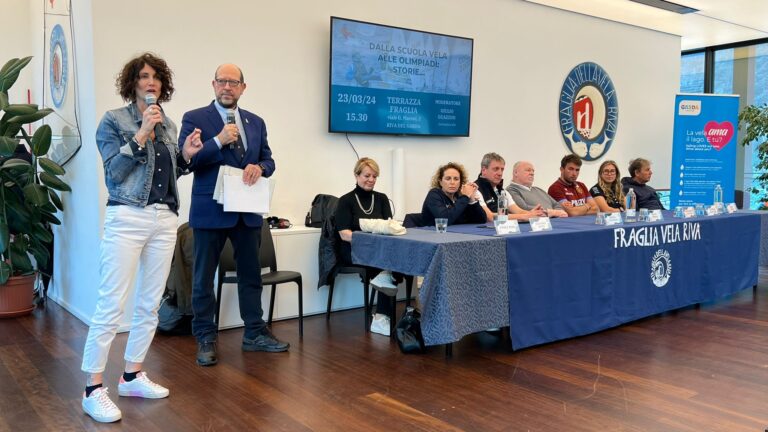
<box><xmin>80</xmin><ymin>52</ymin><xmax>203</xmax><ymax>423</ymax></box>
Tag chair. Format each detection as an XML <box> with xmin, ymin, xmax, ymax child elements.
<box><xmin>215</xmin><ymin>227</ymin><xmax>304</xmax><ymax>335</ymax></box>
<box><xmin>325</xmin><ymin>265</ymin><xmax>375</xmax><ymax>331</ymax></box>
<box><xmin>403</xmin><ymin>212</ymin><xmax>424</xmax><ymax>228</ymax></box>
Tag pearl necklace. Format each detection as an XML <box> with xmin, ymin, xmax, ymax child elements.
<box><xmin>354</xmin><ymin>192</ymin><xmax>375</xmax><ymax>215</ymax></box>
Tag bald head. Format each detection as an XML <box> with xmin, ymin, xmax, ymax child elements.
<box><xmin>212</xmin><ymin>63</ymin><xmax>246</xmax><ymax>109</ymax></box>
<box><xmin>215</xmin><ymin>64</ymin><xmax>244</xmax><ymax>82</ymax></box>
<box><xmin>513</xmin><ymin>161</ymin><xmax>535</xmax><ymax>187</ymax></box>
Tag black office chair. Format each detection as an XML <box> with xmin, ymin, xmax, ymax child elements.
<box><xmin>215</xmin><ymin>228</ymin><xmax>304</xmax><ymax>335</ymax></box>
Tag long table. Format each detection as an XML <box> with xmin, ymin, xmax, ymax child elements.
<box><xmin>352</xmin><ymin>212</ymin><xmax>760</xmax><ymax>349</ymax></box>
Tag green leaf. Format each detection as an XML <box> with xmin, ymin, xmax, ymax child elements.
<box><xmin>30</xmin><ymin>223</ymin><xmax>53</xmax><ymax>244</ymax></box>
<box><xmin>0</xmin><ymin>136</ymin><xmax>17</xmax><ymax>157</ymax></box>
<box><xmin>10</xmin><ymin>250</ymin><xmax>33</xmax><ymax>274</ymax></box>
<box><xmin>9</xmin><ymin>240</ymin><xmax>33</xmax><ymax>273</ymax></box>
<box><xmin>0</xmin><ymin>159</ymin><xmax>31</xmax><ymax>170</ymax></box>
<box><xmin>0</xmin><ymin>218</ymin><xmax>7</xmax><ymax>253</ymax></box>
<box><xmin>2</xmin><ymin>122</ymin><xmax>21</xmax><ymax>139</ymax></box>
<box><xmin>31</xmin><ymin>125</ymin><xmax>52</xmax><ymax>156</ymax></box>
<box><xmin>6</xmin><ymin>197</ymin><xmax>32</xmax><ymax>232</ymax></box>
<box><xmin>7</xmin><ymin>108</ymin><xmax>54</xmax><ymax>125</ymax></box>
<box><xmin>0</xmin><ymin>58</ymin><xmax>20</xmax><ymax>76</ymax></box>
<box><xmin>41</xmin><ymin>202</ymin><xmax>56</xmax><ymax>213</ymax></box>
<box><xmin>28</xmin><ymin>242</ymin><xmax>49</xmax><ymax>270</ymax></box>
<box><xmin>48</xmin><ymin>189</ymin><xmax>63</xmax><ymax>211</ymax></box>
<box><xmin>0</xmin><ymin>71</ymin><xmax>21</xmax><ymax>94</ymax></box>
<box><xmin>0</xmin><ymin>57</ymin><xmax>31</xmax><ymax>80</ymax></box>
<box><xmin>23</xmin><ymin>183</ymin><xmax>49</xmax><ymax>206</ymax></box>
<box><xmin>0</xmin><ymin>91</ymin><xmax>8</xmax><ymax>111</ymax></box>
<box><xmin>40</xmin><ymin>212</ymin><xmax>61</xmax><ymax>225</ymax></box>
<box><xmin>3</xmin><ymin>104</ymin><xmax>37</xmax><ymax>116</ymax></box>
<box><xmin>0</xmin><ymin>261</ymin><xmax>9</xmax><ymax>284</ymax></box>
<box><xmin>39</xmin><ymin>172</ymin><xmax>71</xmax><ymax>192</ymax></box>
<box><xmin>38</xmin><ymin>157</ymin><xmax>65</xmax><ymax>176</ymax></box>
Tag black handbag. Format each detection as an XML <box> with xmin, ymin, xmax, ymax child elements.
<box><xmin>395</xmin><ymin>306</ymin><xmax>426</xmax><ymax>354</ymax></box>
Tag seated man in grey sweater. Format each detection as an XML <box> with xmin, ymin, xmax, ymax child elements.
<box><xmin>506</xmin><ymin>161</ymin><xmax>568</xmax><ymax>217</ymax></box>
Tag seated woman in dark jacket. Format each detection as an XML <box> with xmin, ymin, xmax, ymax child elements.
<box><xmin>421</xmin><ymin>162</ymin><xmax>486</xmax><ymax>227</ymax></box>
<box><xmin>335</xmin><ymin>157</ymin><xmax>399</xmax><ymax>336</ymax></box>
<box><xmin>590</xmin><ymin>160</ymin><xmax>625</xmax><ymax>213</ymax></box>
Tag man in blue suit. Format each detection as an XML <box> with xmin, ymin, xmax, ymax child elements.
<box><xmin>179</xmin><ymin>63</ymin><xmax>288</xmax><ymax>366</ymax></box>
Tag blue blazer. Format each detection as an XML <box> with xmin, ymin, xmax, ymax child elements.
<box><xmin>179</xmin><ymin>101</ymin><xmax>275</xmax><ymax>229</ymax></box>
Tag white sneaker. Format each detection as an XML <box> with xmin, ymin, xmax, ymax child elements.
<box><xmin>371</xmin><ymin>271</ymin><xmax>398</xmax><ymax>296</ymax></box>
<box><xmin>118</xmin><ymin>372</ymin><xmax>169</xmax><ymax>399</ymax></box>
<box><xmin>82</xmin><ymin>387</ymin><xmax>122</xmax><ymax>423</ymax></box>
<box><xmin>370</xmin><ymin>313</ymin><xmax>391</xmax><ymax>336</ymax></box>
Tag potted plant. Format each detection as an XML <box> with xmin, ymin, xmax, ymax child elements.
<box><xmin>738</xmin><ymin>103</ymin><xmax>768</xmax><ymax>209</ymax></box>
<box><xmin>0</xmin><ymin>56</ymin><xmax>70</xmax><ymax>317</ymax></box>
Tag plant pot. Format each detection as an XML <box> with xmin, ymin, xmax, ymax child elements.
<box><xmin>0</xmin><ymin>273</ymin><xmax>36</xmax><ymax>318</ymax></box>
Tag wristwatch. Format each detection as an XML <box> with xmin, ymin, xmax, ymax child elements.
<box><xmin>257</xmin><ymin>162</ymin><xmax>266</xmax><ymax>172</ymax></box>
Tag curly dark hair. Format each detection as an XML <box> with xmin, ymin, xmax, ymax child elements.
<box><xmin>115</xmin><ymin>52</ymin><xmax>174</xmax><ymax>103</ymax></box>
<box><xmin>430</xmin><ymin>162</ymin><xmax>468</xmax><ymax>191</ymax></box>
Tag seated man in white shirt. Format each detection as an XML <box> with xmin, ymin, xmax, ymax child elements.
<box><xmin>474</xmin><ymin>153</ymin><xmax>545</xmax><ymax>222</ymax></box>
<box><xmin>505</xmin><ymin>161</ymin><xmax>568</xmax><ymax>218</ymax></box>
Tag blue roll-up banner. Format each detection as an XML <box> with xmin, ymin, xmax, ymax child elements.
<box><xmin>670</xmin><ymin>94</ymin><xmax>740</xmax><ymax>208</ymax></box>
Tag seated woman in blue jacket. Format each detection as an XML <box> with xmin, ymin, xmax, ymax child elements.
<box><xmin>421</xmin><ymin>161</ymin><xmax>486</xmax><ymax>227</ymax></box>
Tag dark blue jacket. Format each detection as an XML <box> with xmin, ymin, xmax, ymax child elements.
<box><xmin>421</xmin><ymin>188</ymin><xmax>486</xmax><ymax>227</ymax></box>
<box><xmin>179</xmin><ymin>101</ymin><xmax>275</xmax><ymax>229</ymax></box>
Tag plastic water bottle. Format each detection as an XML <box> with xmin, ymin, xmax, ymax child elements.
<box><xmin>625</xmin><ymin>188</ymin><xmax>637</xmax><ymax>222</ymax></box>
<box><xmin>497</xmin><ymin>190</ymin><xmax>507</xmax><ymax>216</ymax></box>
<box><xmin>713</xmin><ymin>184</ymin><xmax>723</xmax><ymax>205</ymax></box>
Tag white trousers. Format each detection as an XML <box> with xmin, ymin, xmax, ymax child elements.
<box><xmin>81</xmin><ymin>204</ymin><xmax>177</xmax><ymax>374</ymax></box>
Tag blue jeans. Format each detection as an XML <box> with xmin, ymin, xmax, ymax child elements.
<box><xmin>191</xmin><ymin>219</ymin><xmax>264</xmax><ymax>342</ymax></box>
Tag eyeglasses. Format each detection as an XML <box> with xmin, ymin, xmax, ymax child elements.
<box><xmin>215</xmin><ymin>78</ymin><xmax>242</xmax><ymax>87</ymax></box>
<box><xmin>602</xmin><ymin>169</ymin><xmax>617</xmax><ymax>174</ymax></box>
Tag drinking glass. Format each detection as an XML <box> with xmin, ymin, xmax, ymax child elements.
<box><xmin>435</xmin><ymin>218</ymin><xmax>448</xmax><ymax>233</ymax></box>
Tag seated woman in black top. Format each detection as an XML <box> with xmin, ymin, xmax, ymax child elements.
<box><xmin>335</xmin><ymin>157</ymin><xmax>399</xmax><ymax>336</ymax></box>
<box><xmin>590</xmin><ymin>160</ymin><xmax>625</xmax><ymax>213</ymax></box>
<box><xmin>421</xmin><ymin>162</ymin><xmax>486</xmax><ymax>227</ymax></box>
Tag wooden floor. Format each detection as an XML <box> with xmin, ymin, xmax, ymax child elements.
<box><xmin>2</xmin><ymin>274</ymin><xmax>768</xmax><ymax>432</ymax></box>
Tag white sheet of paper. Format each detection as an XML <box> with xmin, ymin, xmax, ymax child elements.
<box><xmin>648</xmin><ymin>209</ymin><xmax>663</xmax><ymax>222</ymax></box>
<box><xmin>222</xmin><ymin>173</ymin><xmax>270</xmax><ymax>214</ymax></box>
<box><xmin>213</xmin><ymin>165</ymin><xmax>227</xmax><ymax>204</ymax></box>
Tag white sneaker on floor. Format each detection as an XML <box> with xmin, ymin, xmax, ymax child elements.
<box><xmin>371</xmin><ymin>271</ymin><xmax>398</xmax><ymax>296</ymax></box>
<box><xmin>118</xmin><ymin>372</ymin><xmax>169</xmax><ymax>399</ymax></box>
<box><xmin>82</xmin><ymin>387</ymin><xmax>122</xmax><ymax>423</ymax></box>
<box><xmin>370</xmin><ymin>313</ymin><xmax>391</xmax><ymax>336</ymax></box>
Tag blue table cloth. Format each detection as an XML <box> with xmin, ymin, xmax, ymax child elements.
<box><xmin>353</xmin><ymin>212</ymin><xmax>760</xmax><ymax>348</ymax></box>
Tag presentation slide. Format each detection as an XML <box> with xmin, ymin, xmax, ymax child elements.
<box><xmin>329</xmin><ymin>17</ymin><xmax>473</xmax><ymax>136</ymax></box>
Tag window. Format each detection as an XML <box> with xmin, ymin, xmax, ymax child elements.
<box><xmin>681</xmin><ymin>40</ymin><xmax>768</xmax><ymax>209</ymax></box>
<box><xmin>680</xmin><ymin>52</ymin><xmax>705</xmax><ymax>93</ymax></box>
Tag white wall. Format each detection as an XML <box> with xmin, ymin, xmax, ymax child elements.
<box><xmin>21</xmin><ymin>0</ymin><xmax>681</xmax><ymax>322</ymax></box>
<box><xmin>2</xmin><ymin>0</ymin><xmax>33</xmax><ymax>105</ymax></box>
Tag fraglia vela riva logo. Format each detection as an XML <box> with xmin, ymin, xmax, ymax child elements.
<box><xmin>558</xmin><ymin>62</ymin><xmax>618</xmax><ymax>161</ymax></box>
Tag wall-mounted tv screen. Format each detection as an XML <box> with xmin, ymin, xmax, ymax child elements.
<box><xmin>329</xmin><ymin>17</ymin><xmax>473</xmax><ymax>136</ymax></box>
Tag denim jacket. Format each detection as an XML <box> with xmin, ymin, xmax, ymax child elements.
<box><xmin>96</xmin><ymin>102</ymin><xmax>188</xmax><ymax>207</ymax></box>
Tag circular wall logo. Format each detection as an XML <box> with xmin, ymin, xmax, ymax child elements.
<box><xmin>558</xmin><ymin>62</ymin><xmax>618</xmax><ymax>161</ymax></box>
<box><xmin>49</xmin><ymin>24</ymin><xmax>68</xmax><ymax>108</ymax></box>
<box><xmin>650</xmin><ymin>249</ymin><xmax>672</xmax><ymax>287</ymax></box>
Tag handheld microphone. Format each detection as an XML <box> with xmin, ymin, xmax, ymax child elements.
<box><xmin>226</xmin><ymin>109</ymin><xmax>236</xmax><ymax>125</ymax></box>
<box><xmin>144</xmin><ymin>94</ymin><xmax>163</xmax><ymax>140</ymax></box>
